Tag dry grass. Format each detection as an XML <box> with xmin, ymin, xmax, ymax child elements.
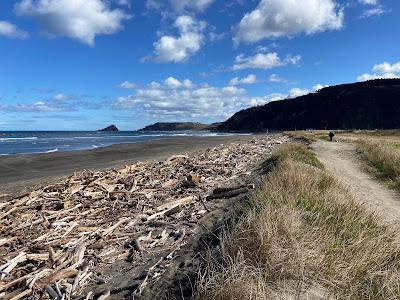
<box><xmin>195</xmin><ymin>143</ymin><xmax>400</xmax><ymax>299</ymax></box>
<box><xmin>286</xmin><ymin>131</ymin><xmax>334</xmax><ymax>143</ymax></box>
<box><xmin>356</xmin><ymin>139</ymin><xmax>400</xmax><ymax>191</ymax></box>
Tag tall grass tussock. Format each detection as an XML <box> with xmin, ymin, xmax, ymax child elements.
<box><xmin>195</xmin><ymin>143</ymin><xmax>400</xmax><ymax>299</ymax></box>
<box><xmin>356</xmin><ymin>139</ymin><xmax>400</xmax><ymax>191</ymax></box>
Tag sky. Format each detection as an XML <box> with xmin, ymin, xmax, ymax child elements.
<box><xmin>0</xmin><ymin>0</ymin><xmax>399</xmax><ymax>131</ymax></box>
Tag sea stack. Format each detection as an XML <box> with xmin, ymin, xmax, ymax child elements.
<box><xmin>99</xmin><ymin>125</ymin><xmax>119</xmax><ymax>132</ymax></box>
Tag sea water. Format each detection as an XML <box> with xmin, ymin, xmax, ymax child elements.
<box><xmin>0</xmin><ymin>131</ymin><xmax>234</xmax><ymax>155</ymax></box>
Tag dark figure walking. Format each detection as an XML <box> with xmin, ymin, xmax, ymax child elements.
<box><xmin>329</xmin><ymin>131</ymin><xmax>335</xmax><ymax>142</ymax></box>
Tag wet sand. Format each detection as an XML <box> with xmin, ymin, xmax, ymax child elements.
<box><xmin>0</xmin><ymin>135</ymin><xmax>255</xmax><ymax>194</ymax></box>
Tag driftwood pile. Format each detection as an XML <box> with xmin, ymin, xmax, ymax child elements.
<box><xmin>0</xmin><ymin>135</ymin><xmax>287</xmax><ymax>299</ymax></box>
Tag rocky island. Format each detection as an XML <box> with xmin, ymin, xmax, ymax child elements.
<box><xmin>98</xmin><ymin>125</ymin><xmax>119</xmax><ymax>132</ymax></box>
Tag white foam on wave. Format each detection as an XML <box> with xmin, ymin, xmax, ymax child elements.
<box><xmin>45</xmin><ymin>148</ymin><xmax>59</xmax><ymax>153</ymax></box>
<box><xmin>0</xmin><ymin>137</ymin><xmax>38</xmax><ymax>142</ymax></box>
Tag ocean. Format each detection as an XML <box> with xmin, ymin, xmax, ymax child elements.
<box><xmin>0</xmin><ymin>131</ymin><xmax>234</xmax><ymax>155</ymax></box>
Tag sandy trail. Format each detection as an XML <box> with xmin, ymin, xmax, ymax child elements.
<box><xmin>313</xmin><ymin>139</ymin><xmax>400</xmax><ymax>232</ymax></box>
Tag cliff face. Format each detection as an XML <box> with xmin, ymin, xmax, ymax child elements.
<box><xmin>139</xmin><ymin>122</ymin><xmax>217</xmax><ymax>131</ymax></box>
<box><xmin>218</xmin><ymin>79</ymin><xmax>400</xmax><ymax>132</ymax></box>
<box><xmin>99</xmin><ymin>125</ymin><xmax>119</xmax><ymax>132</ymax></box>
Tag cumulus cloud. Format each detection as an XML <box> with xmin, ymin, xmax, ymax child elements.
<box><xmin>0</xmin><ymin>21</ymin><xmax>28</xmax><ymax>39</ymax></box>
<box><xmin>313</xmin><ymin>84</ymin><xmax>329</xmax><ymax>91</ymax></box>
<box><xmin>287</xmin><ymin>84</ymin><xmax>328</xmax><ymax>98</ymax></box>
<box><xmin>249</xmin><ymin>93</ymin><xmax>286</xmax><ymax>106</ymax></box>
<box><xmin>233</xmin><ymin>52</ymin><xmax>300</xmax><ymax>70</ymax></box>
<box><xmin>15</xmin><ymin>0</ymin><xmax>130</xmax><ymax>46</ymax></box>
<box><xmin>112</xmin><ymin>77</ymin><xmax>328</xmax><ymax>121</ymax></box>
<box><xmin>357</xmin><ymin>61</ymin><xmax>400</xmax><ymax>82</ymax></box>
<box><xmin>372</xmin><ymin>62</ymin><xmax>400</xmax><ymax>74</ymax></box>
<box><xmin>113</xmin><ymin>78</ymin><xmax>251</xmax><ymax>119</ymax></box>
<box><xmin>154</xmin><ymin>15</ymin><xmax>206</xmax><ymax>62</ymax></box>
<box><xmin>120</xmin><ymin>81</ymin><xmax>136</xmax><ymax>89</ymax></box>
<box><xmin>229</xmin><ymin>74</ymin><xmax>257</xmax><ymax>85</ymax></box>
<box><xmin>288</xmin><ymin>88</ymin><xmax>310</xmax><ymax>98</ymax></box>
<box><xmin>235</xmin><ymin>0</ymin><xmax>343</xmax><ymax>44</ymax></box>
<box><xmin>165</xmin><ymin>77</ymin><xmax>181</xmax><ymax>88</ymax></box>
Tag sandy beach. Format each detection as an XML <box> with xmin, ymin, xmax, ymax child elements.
<box><xmin>0</xmin><ymin>135</ymin><xmax>256</xmax><ymax>194</ymax></box>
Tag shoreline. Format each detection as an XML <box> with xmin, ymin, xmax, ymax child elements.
<box><xmin>0</xmin><ymin>134</ymin><xmax>257</xmax><ymax>194</ymax></box>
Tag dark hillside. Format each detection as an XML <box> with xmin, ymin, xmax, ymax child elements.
<box><xmin>218</xmin><ymin>79</ymin><xmax>400</xmax><ymax>131</ymax></box>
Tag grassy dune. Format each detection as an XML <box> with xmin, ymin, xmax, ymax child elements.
<box><xmin>355</xmin><ymin>139</ymin><xmax>400</xmax><ymax>191</ymax></box>
<box><xmin>195</xmin><ymin>143</ymin><xmax>400</xmax><ymax>299</ymax></box>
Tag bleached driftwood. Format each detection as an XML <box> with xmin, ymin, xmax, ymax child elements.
<box><xmin>0</xmin><ymin>135</ymin><xmax>288</xmax><ymax>298</ymax></box>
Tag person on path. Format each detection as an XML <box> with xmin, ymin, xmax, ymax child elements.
<box><xmin>329</xmin><ymin>131</ymin><xmax>335</xmax><ymax>142</ymax></box>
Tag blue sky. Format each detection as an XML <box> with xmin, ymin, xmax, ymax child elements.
<box><xmin>0</xmin><ymin>0</ymin><xmax>399</xmax><ymax>130</ymax></box>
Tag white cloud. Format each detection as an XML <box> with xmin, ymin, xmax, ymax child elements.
<box><xmin>146</xmin><ymin>0</ymin><xmax>214</xmax><ymax>13</ymax></box>
<box><xmin>53</xmin><ymin>93</ymin><xmax>68</xmax><ymax>101</ymax></box>
<box><xmin>15</xmin><ymin>0</ymin><xmax>130</xmax><ymax>46</ymax></box>
<box><xmin>182</xmin><ymin>79</ymin><xmax>193</xmax><ymax>88</ymax></box>
<box><xmin>0</xmin><ymin>21</ymin><xmax>28</xmax><ymax>39</ymax></box>
<box><xmin>372</xmin><ymin>62</ymin><xmax>400</xmax><ymax>74</ymax></box>
<box><xmin>154</xmin><ymin>15</ymin><xmax>206</xmax><ymax>62</ymax></box>
<box><xmin>163</xmin><ymin>77</ymin><xmax>194</xmax><ymax>89</ymax></box>
<box><xmin>2</xmin><ymin>100</ymin><xmax>67</xmax><ymax>113</ymax></box>
<box><xmin>229</xmin><ymin>74</ymin><xmax>257</xmax><ymax>85</ymax></box>
<box><xmin>358</xmin><ymin>0</ymin><xmax>387</xmax><ymax>18</ymax></box>
<box><xmin>269</xmin><ymin>74</ymin><xmax>288</xmax><ymax>83</ymax></box>
<box><xmin>165</xmin><ymin>77</ymin><xmax>182</xmax><ymax>88</ymax></box>
<box><xmin>357</xmin><ymin>73</ymin><xmax>399</xmax><ymax>82</ymax></box>
<box><xmin>115</xmin><ymin>0</ymin><xmax>131</xmax><ymax>7</ymax></box>
<box><xmin>169</xmin><ymin>0</ymin><xmax>214</xmax><ymax>12</ymax></box>
<box><xmin>112</xmin><ymin>78</ymin><xmax>329</xmax><ymax>120</ymax></box>
<box><xmin>233</xmin><ymin>52</ymin><xmax>300</xmax><ymax>70</ymax></box>
<box><xmin>235</xmin><ymin>0</ymin><xmax>344</xmax><ymax>43</ymax></box>
<box><xmin>359</xmin><ymin>0</ymin><xmax>378</xmax><ymax>5</ymax></box>
<box><xmin>249</xmin><ymin>93</ymin><xmax>286</xmax><ymax>106</ymax></box>
<box><xmin>120</xmin><ymin>81</ymin><xmax>136</xmax><ymax>89</ymax></box>
<box><xmin>361</xmin><ymin>7</ymin><xmax>386</xmax><ymax>17</ymax></box>
<box><xmin>288</xmin><ymin>88</ymin><xmax>310</xmax><ymax>98</ymax></box>
<box><xmin>0</xmin><ymin>93</ymin><xmax>98</xmax><ymax>113</ymax></box>
<box><xmin>113</xmin><ymin>79</ymin><xmax>250</xmax><ymax>119</ymax></box>
<box><xmin>357</xmin><ymin>61</ymin><xmax>400</xmax><ymax>82</ymax></box>
<box><xmin>313</xmin><ymin>84</ymin><xmax>328</xmax><ymax>91</ymax></box>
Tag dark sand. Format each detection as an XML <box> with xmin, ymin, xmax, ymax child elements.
<box><xmin>0</xmin><ymin>135</ymin><xmax>254</xmax><ymax>194</ymax></box>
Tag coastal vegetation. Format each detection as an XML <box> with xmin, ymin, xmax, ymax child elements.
<box><xmin>354</xmin><ymin>138</ymin><xmax>400</xmax><ymax>191</ymax></box>
<box><xmin>195</xmin><ymin>143</ymin><xmax>400</xmax><ymax>299</ymax></box>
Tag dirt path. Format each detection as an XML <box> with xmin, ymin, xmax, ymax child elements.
<box><xmin>313</xmin><ymin>140</ymin><xmax>400</xmax><ymax>232</ymax></box>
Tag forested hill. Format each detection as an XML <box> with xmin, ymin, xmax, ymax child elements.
<box><xmin>139</xmin><ymin>122</ymin><xmax>220</xmax><ymax>131</ymax></box>
<box><xmin>218</xmin><ymin>79</ymin><xmax>400</xmax><ymax>132</ymax></box>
